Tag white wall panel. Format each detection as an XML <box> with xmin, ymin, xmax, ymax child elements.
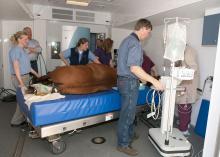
<box><xmin>111</xmin><ymin>28</ymin><xmax>132</xmax><ymax>49</ymax></box>
<box><xmin>33</xmin><ymin>19</ymin><xmax>47</xmax><ymax>76</ymax></box>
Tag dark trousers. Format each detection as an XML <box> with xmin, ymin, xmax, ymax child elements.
<box><xmin>30</xmin><ymin>60</ymin><xmax>38</xmax><ymax>73</ymax></box>
<box><xmin>178</xmin><ymin>104</ymin><xmax>192</xmax><ymax>131</ymax></box>
<box><xmin>117</xmin><ymin>76</ymin><xmax>139</xmax><ymax>147</ymax></box>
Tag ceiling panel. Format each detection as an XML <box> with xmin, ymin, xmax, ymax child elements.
<box><xmin>119</xmin><ymin>0</ymin><xmax>220</xmax><ymax>28</ymax></box>
<box><xmin>23</xmin><ymin>0</ymin><xmax>125</xmax><ymax>13</ymax></box>
<box><xmin>0</xmin><ymin>0</ymin><xmax>31</xmax><ymax>20</ymax></box>
<box><xmin>1</xmin><ymin>0</ymin><xmax>219</xmax><ymax>28</ymax></box>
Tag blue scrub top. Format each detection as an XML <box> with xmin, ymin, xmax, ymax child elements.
<box><xmin>26</xmin><ymin>39</ymin><xmax>42</xmax><ymax>61</ymax></box>
<box><xmin>117</xmin><ymin>33</ymin><xmax>143</xmax><ymax>79</ymax></box>
<box><xmin>9</xmin><ymin>46</ymin><xmax>31</xmax><ymax>75</ymax></box>
<box><xmin>63</xmin><ymin>48</ymin><xmax>96</xmax><ymax>63</ymax></box>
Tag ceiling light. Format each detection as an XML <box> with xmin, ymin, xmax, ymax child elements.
<box><xmin>66</xmin><ymin>0</ymin><xmax>89</xmax><ymax>6</ymax></box>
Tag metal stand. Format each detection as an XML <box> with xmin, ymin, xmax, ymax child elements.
<box><xmin>148</xmin><ymin>76</ymin><xmax>191</xmax><ymax>157</ymax></box>
<box><xmin>148</xmin><ymin>17</ymin><xmax>192</xmax><ymax>157</ymax></box>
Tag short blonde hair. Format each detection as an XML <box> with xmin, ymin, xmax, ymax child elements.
<box><xmin>10</xmin><ymin>31</ymin><xmax>27</xmax><ymax>45</ymax></box>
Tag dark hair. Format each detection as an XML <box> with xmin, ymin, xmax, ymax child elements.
<box><xmin>23</xmin><ymin>27</ymin><xmax>31</xmax><ymax>33</ymax></box>
<box><xmin>76</xmin><ymin>38</ymin><xmax>89</xmax><ymax>47</ymax></box>
<box><xmin>134</xmin><ymin>19</ymin><xmax>152</xmax><ymax>31</ymax></box>
<box><xmin>103</xmin><ymin>38</ymin><xmax>113</xmax><ymax>53</ymax></box>
<box><xmin>10</xmin><ymin>31</ymin><xmax>27</xmax><ymax>45</ymax></box>
<box><xmin>96</xmin><ymin>39</ymin><xmax>103</xmax><ymax>48</ymax></box>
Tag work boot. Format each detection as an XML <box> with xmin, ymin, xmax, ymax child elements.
<box><xmin>117</xmin><ymin>146</ymin><xmax>138</xmax><ymax>156</ymax></box>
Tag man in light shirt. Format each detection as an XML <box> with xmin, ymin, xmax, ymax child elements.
<box><xmin>23</xmin><ymin>27</ymin><xmax>42</xmax><ymax>73</ymax></box>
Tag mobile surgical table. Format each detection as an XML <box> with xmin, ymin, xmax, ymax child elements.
<box><xmin>16</xmin><ymin>87</ymin><xmax>151</xmax><ymax>154</ymax></box>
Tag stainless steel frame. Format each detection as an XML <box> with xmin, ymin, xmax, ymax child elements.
<box><xmin>35</xmin><ymin>105</ymin><xmax>146</xmax><ymax>138</ymax></box>
<box><xmin>25</xmin><ymin>104</ymin><xmax>146</xmax><ymax>154</ymax></box>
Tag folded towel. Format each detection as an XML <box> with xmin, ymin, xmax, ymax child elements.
<box><xmin>24</xmin><ymin>93</ymin><xmax>65</xmax><ymax>109</ymax></box>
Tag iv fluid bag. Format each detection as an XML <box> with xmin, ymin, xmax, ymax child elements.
<box><xmin>164</xmin><ymin>22</ymin><xmax>186</xmax><ymax>62</ymax></box>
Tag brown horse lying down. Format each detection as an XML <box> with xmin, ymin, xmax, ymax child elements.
<box><xmin>48</xmin><ymin>63</ymin><xmax>117</xmax><ymax>94</ymax></box>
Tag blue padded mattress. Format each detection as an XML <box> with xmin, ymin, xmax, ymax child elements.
<box><xmin>17</xmin><ymin>87</ymin><xmax>152</xmax><ymax>127</ymax></box>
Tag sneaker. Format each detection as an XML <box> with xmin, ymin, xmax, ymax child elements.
<box><xmin>10</xmin><ymin>121</ymin><xmax>26</xmax><ymax>127</ymax></box>
<box><xmin>117</xmin><ymin>146</ymin><xmax>138</xmax><ymax>156</ymax></box>
<box><xmin>182</xmin><ymin>130</ymin><xmax>190</xmax><ymax>136</ymax></box>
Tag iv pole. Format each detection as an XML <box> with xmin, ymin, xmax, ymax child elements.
<box><xmin>148</xmin><ymin>17</ymin><xmax>192</xmax><ymax>157</ymax></box>
<box><xmin>163</xmin><ymin>17</ymin><xmax>190</xmax><ymax>146</ymax></box>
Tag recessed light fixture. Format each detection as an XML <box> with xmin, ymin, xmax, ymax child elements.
<box><xmin>66</xmin><ymin>0</ymin><xmax>89</xmax><ymax>6</ymax></box>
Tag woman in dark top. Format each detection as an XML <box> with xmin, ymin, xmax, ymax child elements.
<box><xmin>94</xmin><ymin>38</ymin><xmax>113</xmax><ymax>67</ymax></box>
<box><xmin>94</xmin><ymin>39</ymin><xmax>103</xmax><ymax>59</ymax></box>
<box><xmin>142</xmin><ymin>50</ymin><xmax>158</xmax><ymax>77</ymax></box>
<box><xmin>59</xmin><ymin>38</ymin><xmax>100</xmax><ymax>66</ymax></box>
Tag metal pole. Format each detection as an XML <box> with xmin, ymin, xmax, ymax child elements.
<box><xmin>165</xmin><ymin>62</ymin><xmax>175</xmax><ymax>145</ymax></box>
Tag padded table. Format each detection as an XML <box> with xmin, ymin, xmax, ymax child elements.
<box><xmin>17</xmin><ymin>87</ymin><xmax>151</xmax><ymax>127</ymax></box>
